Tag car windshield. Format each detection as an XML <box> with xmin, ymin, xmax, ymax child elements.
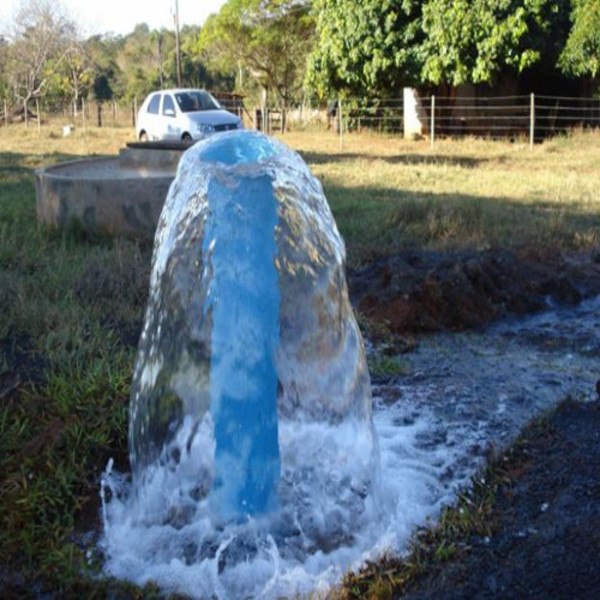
<box><xmin>174</xmin><ymin>91</ymin><xmax>221</xmax><ymax>112</ymax></box>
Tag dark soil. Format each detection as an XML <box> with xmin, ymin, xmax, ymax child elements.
<box><xmin>349</xmin><ymin>248</ymin><xmax>600</xmax><ymax>334</ymax></box>
<box><xmin>401</xmin><ymin>398</ymin><xmax>600</xmax><ymax>600</ymax></box>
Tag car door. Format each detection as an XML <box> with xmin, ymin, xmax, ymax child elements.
<box><xmin>143</xmin><ymin>92</ymin><xmax>162</xmax><ymax>139</ymax></box>
<box><xmin>160</xmin><ymin>93</ymin><xmax>181</xmax><ymax>140</ymax></box>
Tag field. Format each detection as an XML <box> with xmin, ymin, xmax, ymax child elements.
<box><xmin>1</xmin><ymin>123</ymin><xmax>599</xmax><ymax>597</ymax></box>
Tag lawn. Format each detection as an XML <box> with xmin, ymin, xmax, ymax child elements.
<box><xmin>1</xmin><ymin>123</ymin><xmax>599</xmax><ymax>597</ymax></box>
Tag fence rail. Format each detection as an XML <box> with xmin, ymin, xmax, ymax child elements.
<box><xmin>3</xmin><ymin>93</ymin><xmax>600</xmax><ymax>147</ymax></box>
<box><xmin>330</xmin><ymin>93</ymin><xmax>600</xmax><ymax>147</ymax></box>
<box><xmin>1</xmin><ymin>97</ymin><xmax>139</xmax><ymax>130</ymax></box>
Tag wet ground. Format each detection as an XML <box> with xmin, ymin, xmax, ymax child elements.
<box><xmin>401</xmin><ymin>398</ymin><xmax>600</xmax><ymax>600</ymax></box>
<box><xmin>355</xmin><ymin>249</ymin><xmax>600</xmax><ymax>599</ymax></box>
<box><xmin>2</xmin><ymin>247</ymin><xmax>599</xmax><ymax>598</ymax></box>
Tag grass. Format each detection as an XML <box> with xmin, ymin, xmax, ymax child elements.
<box><xmin>281</xmin><ymin>128</ymin><xmax>600</xmax><ymax>266</ymax></box>
<box><xmin>1</xmin><ymin>122</ymin><xmax>599</xmax><ymax>597</ymax></box>
<box><xmin>0</xmin><ymin>124</ymin><xmax>151</xmax><ymax>596</ymax></box>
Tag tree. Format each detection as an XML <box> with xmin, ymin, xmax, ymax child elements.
<box><xmin>116</xmin><ymin>23</ymin><xmax>162</xmax><ymax>100</ymax></box>
<box><xmin>419</xmin><ymin>0</ymin><xmax>570</xmax><ymax>86</ymax></box>
<box><xmin>305</xmin><ymin>0</ymin><xmax>423</xmax><ymax>98</ymax></box>
<box><xmin>197</xmin><ymin>0</ymin><xmax>315</xmax><ymax>115</ymax></box>
<box><xmin>5</xmin><ymin>0</ymin><xmax>80</xmax><ymax>119</ymax></box>
<box><xmin>45</xmin><ymin>35</ymin><xmax>94</xmax><ymax>113</ymax></box>
<box><xmin>560</xmin><ymin>0</ymin><xmax>600</xmax><ymax>79</ymax></box>
<box><xmin>86</xmin><ymin>34</ymin><xmax>124</xmax><ymax>101</ymax></box>
<box><xmin>178</xmin><ymin>26</ymin><xmax>225</xmax><ymax>89</ymax></box>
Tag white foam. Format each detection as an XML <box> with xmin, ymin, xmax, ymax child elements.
<box><xmin>101</xmin><ymin>391</ymin><xmax>464</xmax><ymax>598</ymax></box>
<box><xmin>101</xmin><ymin>292</ymin><xmax>600</xmax><ymax>598</ymax></box>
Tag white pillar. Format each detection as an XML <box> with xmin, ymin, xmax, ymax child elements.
<box><xmin>403</xmin><ymin>87</ymin><xmax>428</xmax><ymax>140</ymax></box>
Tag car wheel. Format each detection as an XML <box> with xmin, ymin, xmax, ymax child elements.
<box><xmin>139</xmin><ymin>131</ymin><xmax>149</xmax><ymax>142</ymax></box>
<box><xmin>182</xmin><ymin>133</ymin><xmax>192</xmax><ymax>142</ymax></box>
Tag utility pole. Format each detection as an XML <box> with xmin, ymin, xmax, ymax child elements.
<box><xmin>174</xmin><ymin>0</ymin><xmax>182</xmax><ymax>87</ymax></box>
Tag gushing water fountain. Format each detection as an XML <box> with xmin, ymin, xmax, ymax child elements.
<box><xmin>101</xmin><ymin>130</ymin><xmax>600</xmax><ymax>598</ymax></box>
<box><xmin>102</xmin><ymin>130</ymin><xmax>379</xmax><ymax>597</ymax></box>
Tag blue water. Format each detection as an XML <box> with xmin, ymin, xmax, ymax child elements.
<box><xmin>202</xmin><ymin>173</ymin><xmax>281</xmax><ymax>518</ymax></box>
<box><xmin>103</xmin><ymin>130</ymin><xmax>379</xmax><ymax>597</ymax></box>
<box><xmin>197</xmin><ymin>131</ymin><xmax>279</xmax><ymax>166</ymax></box>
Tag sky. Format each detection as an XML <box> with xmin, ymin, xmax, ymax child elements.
<box><xmin>0</xmin><ymin>0</ymin><xmax>228</xmax><ymax>37</ymax></box>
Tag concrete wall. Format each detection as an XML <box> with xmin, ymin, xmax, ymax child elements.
<box><xmin>35</xmin><ymin>146</ymin><xmax>185</xmax><ymax>239</ymax></box>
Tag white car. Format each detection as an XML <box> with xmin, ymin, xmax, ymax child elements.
<box><xmin>136</xmin><ymin>88</ymin><xmax>243</xmax><ymax>142</ymax></box>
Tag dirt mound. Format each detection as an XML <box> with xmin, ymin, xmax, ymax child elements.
<box><xmin>349</xmin><ymin>249</ymin><xmax>600</xmax><ymax>333</ymax></box>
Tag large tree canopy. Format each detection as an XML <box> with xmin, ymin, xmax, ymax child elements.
<box><xmin>306</xmin><ymin>0</ymin><xmax>422</xmax><ymax>97</ymax></box>
<box><xmin>420</xmin><ymin>0</ymin><xmax>570</xmax><ymax>86</ymax></box>
<box><xmin>560</xmin><ymin>0</ymin><xmax>600</xmax><ymax>78</ymax></box>
<box><xmin>306</xmin><ymin>0</ymin><xmax>573</xmax><ymax>96</ymax></box>
<box><xmin>196</xmin><ymin>0</ymin><xmax>315</xmax><ymax>107</ymax></box>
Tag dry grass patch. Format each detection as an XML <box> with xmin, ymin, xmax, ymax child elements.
<box><xmin>280</xmin><ymin>129</ymin><xmax>600</xmax><ymax>265</ymax></box>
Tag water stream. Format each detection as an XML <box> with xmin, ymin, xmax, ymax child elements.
<box><xmin>100</xmin><ymin>130</ymin><xmax>599</xmax><ymax>598</ymax></box>
<box><xmin>102</xmin><ymin>295</ymin><xmax>598</xmax><ymax>599</ymax></box>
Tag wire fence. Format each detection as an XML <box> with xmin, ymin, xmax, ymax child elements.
<box><xmin>2</xmin><ymin>93</ymin><xmax>600</xmax><ymax>146</ymax></box>
<box><xmin>0</xmin><ymin>97</ymin><xmax>138</xmax><ymax>130</ymax></box>
<box><xmin>334</xmin><ymin>93</ymin><xmax>600</xmax><ymax>146</ymax></box>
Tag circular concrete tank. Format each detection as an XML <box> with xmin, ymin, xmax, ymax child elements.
<box><xmin>35</xmin><ymin>142</ymin><xmax>190</xmax><ymax>239</ymax></box>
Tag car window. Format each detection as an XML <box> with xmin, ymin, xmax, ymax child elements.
<box><xmin>163</xmin><ymin>94</ymin><xmax>175</xmax><ymax>116</ymax></box>
<box><xmin>175</xmin><ymin>91</ymin><xmax>220</xmax><ymax>113</ymax></box>
<box><xmin>147</xmin><ymin>94</ymin><xmax>161</xmax><ymax>115</ymax></box>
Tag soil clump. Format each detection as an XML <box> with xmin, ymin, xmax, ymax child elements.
<box><xmin>349</xmin><ymin>248</ymin><xmax>600</xmax><ymax>334</ymax></box>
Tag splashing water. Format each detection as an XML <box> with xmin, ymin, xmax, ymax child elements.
<box><xmin>102</xmin><ymin>130</ymin><xmax>379</xmax><ymax>597</ymax></box>
<box><xmin>101</xmin><ymin>131</ymin><xmax>599</xmax><ymax>598</ymax></box>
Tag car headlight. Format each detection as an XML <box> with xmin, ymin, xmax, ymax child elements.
<box><xmin>196</xmin><ymin>123</ymin><xmax>215</xmax><ymax>135</ymax></box>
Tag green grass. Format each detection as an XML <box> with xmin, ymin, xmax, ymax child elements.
<box><xmin>0</xmin><ymin>126</ymin><xmax>151</xmax><ymax>595</ymax></box>
<box><xmin>281</xmin><ymin>129</ymin><xmax>600</xmax><ymax>266</ymax></box>
<box><xmin>1</xmin><ymin>123</ymin><xmax>600</xmax><ymax>596</ymax></box>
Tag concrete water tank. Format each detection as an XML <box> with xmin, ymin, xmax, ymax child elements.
<box><xmin>35</xmin><ymin>141</ymin><xmax>190</xmax><ymax>239</ymax></box>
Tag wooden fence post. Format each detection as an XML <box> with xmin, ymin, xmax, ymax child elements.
<box><xmin>82</xmin><ymin>98</ymin><xmax>86</xmax><ymax>133</ymax></box>
<box><xmin>529</xmin><ymin>93</ymin><xmax>535</xmax><ymax>149</ymax></box>
<box><xmin>132</xmin><ymin>97</ymin><xmax>138</xmax><ymax>129</ymax></box>
<box><xmin>431</xmin><ymin>95</ymin><xmax>436</xmax><ymax>150</ymax></box>
<box><xmin>4</xmin><ymin>99</ymin><xmax>8</xmax><ymax>127</ymax></box>
<box><xmin>339</xmin><ymin>98</ymin><xmax>343</xmax><ymax>149</ymax></box>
